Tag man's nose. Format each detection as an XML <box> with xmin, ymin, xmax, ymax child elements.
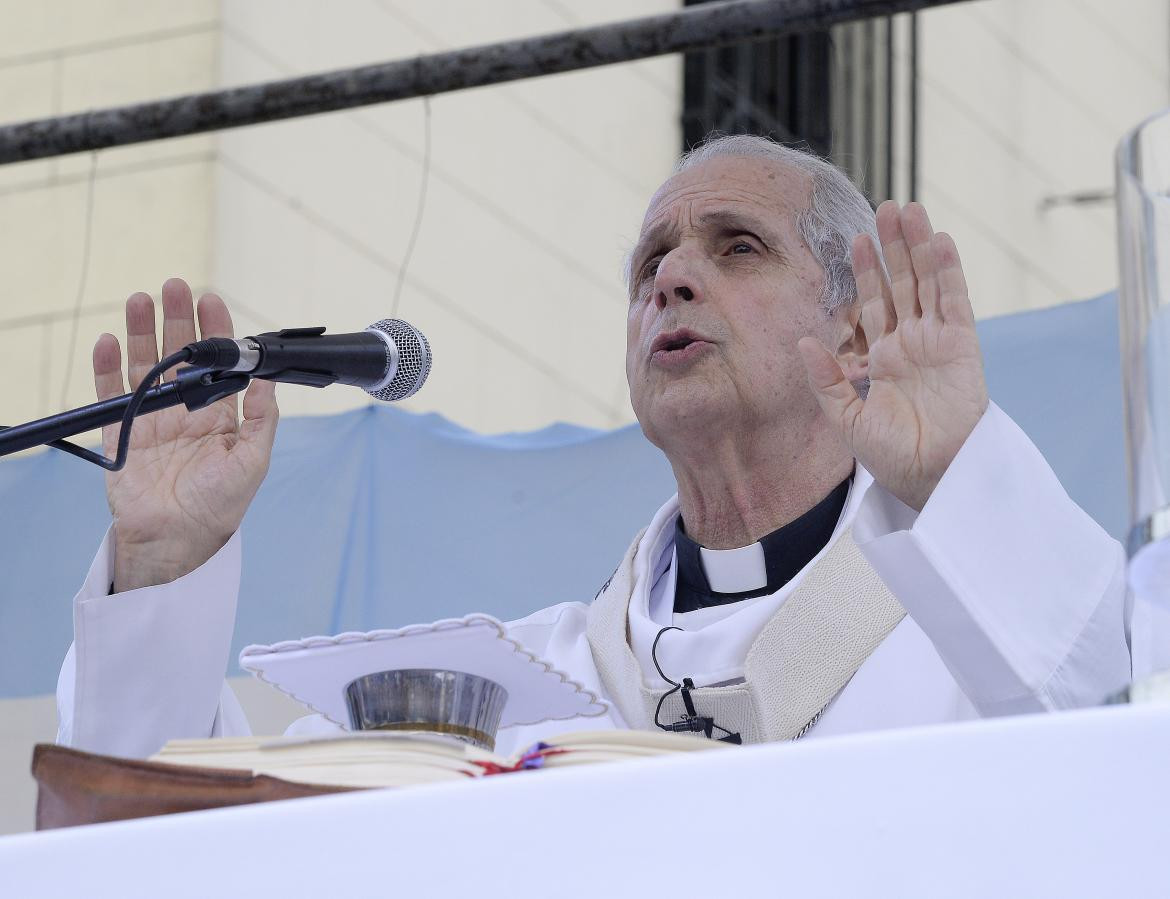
<box><xmin>653</xmin><ymin>252</ymin><xmax>701</xmax><ymax>310</ymax></box>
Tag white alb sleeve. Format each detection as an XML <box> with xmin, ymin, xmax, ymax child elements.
<box><xmin>852</xmin><ymin>402</ymin><xmax>1131</xmax><ymax>715</ymax></box>
<box><xmin>56</xmin><ymin>527</ymin><xmax>251</xmax><ymax>758</ymax></box>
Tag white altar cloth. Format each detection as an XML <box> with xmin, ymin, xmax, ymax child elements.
<box><xmin>4</xmin><ymin>705</ymin><xmax>1168</xmax><ymax>898</ymax></box>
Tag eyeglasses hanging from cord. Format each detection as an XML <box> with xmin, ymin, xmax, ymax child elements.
<box><xmin>651</xmin><ymin>626</ymin><xmax>742</xmax><ymax>745</ymax></box>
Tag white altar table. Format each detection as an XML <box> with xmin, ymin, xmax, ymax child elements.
<box><xmin>3</xmin><ymin>705</ymin><xmax>1167</xmax><ymax>898</ymax></box>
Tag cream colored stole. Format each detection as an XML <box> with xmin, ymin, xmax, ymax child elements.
<box><xmin>586</xmin><ymin>528</ymin><xmax>906</xmax><ymax>744</ymax></box>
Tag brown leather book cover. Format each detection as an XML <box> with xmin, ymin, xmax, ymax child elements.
<box><xmin>32</xmin><ymin>743</ymin><xmax>357</xmax><ymax>830</ymax></box>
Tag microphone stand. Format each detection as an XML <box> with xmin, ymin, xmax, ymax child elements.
<box><xmin>0</xmin><ymin>366</ymin><xmax>250</xmax><ymax>461</ymax></box>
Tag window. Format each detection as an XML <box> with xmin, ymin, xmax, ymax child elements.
<box><xmin>682</xmin><ymin>2</ymin><xmax>919</xmax><ymax>203</ymax></box>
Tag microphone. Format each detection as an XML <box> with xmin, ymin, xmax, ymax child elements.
<box><xmin>184</xmin><ymin>318</ymin><xmax>431</xmax><ymax>402</ymax></box>
<box><xmin>0</xmin><ymin>319</ymin><xmax>431</xmax><ymax>468</ymax></box>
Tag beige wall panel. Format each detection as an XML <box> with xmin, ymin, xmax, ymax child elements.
<box><xmin>1066</xmin><ymin>0</ymin><xmax>1170</xmax><ymax>77</ymax></box>
<box><xmin>919</xmin><ymin>91</ymin><xmax>1108</xmax><ymax>313</ymax></box>
<box><xmin>0</xmin><ymin>1</ymin><xmax>224</xmax><ymax>441</ymax></box>
<box><xmin>979</xmin><ymin>0</ymin><xmax>1169</xmax><ymax>137</ymax></box>
<box><xmin>214</xmin><ymin>0</ymin><xmax>676</xmax><ymax>430</ymax></box>
<box><xmin>911</xmin><ymin>180</ymin><xmax>1035</xmax><ymax>317</ymax></box>
<box><xmin>58</xmin><ymin>30</ymin><xmax>219</xmax><ymax>113</ymax></box>
<box><xmin>0</xmin><ymin>29</ymin><xmax>219</xmax><ymax>181</ymax></box>
<box><xmin>407</xmin><ymin>295</ymin><xmax>628</xmax><ymax>430</ymax></box>
<box><xmin>920</xmin><ymin>0</ymin><xmax>1169</xmax><ymax>317</ymax></box>
<box><xmin>0</xmin><ymin>60</ymin><xmax>57</xmax><ymax>188</ymax></box>
<box><xmin>0</xmin><ymin>0</ymin><xmax>218</xmax><ymax>59</ymax></box>
<box><xmin>49</xmin><ymin>31</ymin><xmax>220</xmax><ymax>182</ymax></box>
<box><xmin>215</xmin><ymin>154</ymin><xmax>628</xmax><ymax>429</ymax></box>
<box><xmin>0</xmin><ymin>158</ymin><xmax>216</xmax><ymax>426</ymax></box>
<box><xmin>223</xmin><ymin>0</ymin><xmax>678</xmax><ymax>67</ymax></box>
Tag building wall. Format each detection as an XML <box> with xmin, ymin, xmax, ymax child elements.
<box><xmin>213</xmin><ymin>0</ymin><xmax>679</xmax><ymax>433</ymax></box>
<box><xmin>0</xmin><ymin>0</ymin><xmax>220</xmax><ymax>434</ymax></box>
<box><xmin>917</xmin><ymin>0</ymin><xmax>1170</xmax><ymax>319</ymax></box>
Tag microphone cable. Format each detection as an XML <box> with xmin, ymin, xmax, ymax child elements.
<box><xmin>650</xmin><ymin>625</ymin><xmax>742</xmax><ymax>744</ymax></box>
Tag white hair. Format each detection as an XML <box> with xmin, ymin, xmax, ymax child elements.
<box><xmin>665</xmin><ymin>133</ymin><xmax>880</xmax><ymax>316</ymax></box>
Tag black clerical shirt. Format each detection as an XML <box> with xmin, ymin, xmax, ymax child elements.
<box><xmin>673</xmin><ymin>478</ymin><xmax>852</xmax><ymax>614</ymax></box>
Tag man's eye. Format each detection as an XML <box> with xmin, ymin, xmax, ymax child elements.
<box><xmin>730</xmin><ymin>242</ymin><xmax>754</xmax><ymax>255</ymax></box>
<box><xmin>631</xmin><ymin>260</ymin><xmax>659</xmax><ymax>302</ymax></box>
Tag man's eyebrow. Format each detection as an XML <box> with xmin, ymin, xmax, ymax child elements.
<box><xmin>697</xmin><ymin>210</ymin><xmax>777</xmax><ymax>240</ymax></box>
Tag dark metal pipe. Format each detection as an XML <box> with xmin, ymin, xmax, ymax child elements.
<box><xmin>883</xmin><ymin>15</ymin><xmax>893</xmax><ymax>199</ymax></box>
<box><xmin>0</xmin><ymin>0</ymin><xmax>968</xmax><ymax>165</ymax></box>
<box><xmin>909</xmin><ymin>10</ymin><xmax>920</xmax><ymax>200</ymax></box>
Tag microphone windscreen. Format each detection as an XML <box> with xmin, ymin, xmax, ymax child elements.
<box><xmin>366</xmin><ymin>319</ymin><xmax>431</xmax><ymax>402</ymax></box>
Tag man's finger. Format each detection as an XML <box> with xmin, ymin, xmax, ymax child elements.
<box><xmin>197</xmin><ymin>293</ymin><xmax>241</xmax><ymax>416</ymax></box>
<box><xmin>124</xmin><ymin>293</ymin><xmax>159</xmax><ymax>391</ymax></box>
<box><xmin>798</xmin><ymin>336</ymin><xmax>863</xmax><ymax>442</ymax></box>
<box><xmin>876</xmin><ymin>201</ymin><xmax>919</xmax><ymax>323</ymax></box>
<box><xmin>933</xmin><ymin>232</ymin><xmax>976</xmax><ymax>327</ymax></box>
<box><xmin>160</xmin><ymin>278</ymin><xmax>197</xmax><ymax>379</ymax></box>
<box><xmin>901</xmin><ymin>203</ymin><xmax>940</xmax><ymax>319</ymax></box>
<box><xmin>93</xmin><ymin>333</ymin><xmax>125</xmax><ymax>457</ymax></box>
<box><xmin>852</xmin><ymin>234</ymin><xmax>894</xmax><ymax>344</ymax></box>
<box><xmin>196</xmin><ymin>293</ymin><xmax>235</xmax><ymax>340</ymax></box>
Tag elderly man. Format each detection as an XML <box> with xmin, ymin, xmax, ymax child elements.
<box><xmin>56</xmin><ymin>135</ymin><xmax>1131</xmax><ymax>757</ymax></box>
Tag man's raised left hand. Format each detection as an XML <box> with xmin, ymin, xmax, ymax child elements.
<box><xmin>797</xmin><ymin>201</ymin><xmax>989</xmax><ymax>512</ymax></box>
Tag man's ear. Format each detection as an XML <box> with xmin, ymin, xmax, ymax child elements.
<box><xmin>833</xmin><ymin>300</ymin><xmax>869</xmax><ymax>385</ymax></box>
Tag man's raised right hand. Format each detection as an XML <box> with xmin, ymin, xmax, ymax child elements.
<box><xmin>94</xmin><ymin>278</ymin><xmax>279</xmax><ymax>593</ymax></box>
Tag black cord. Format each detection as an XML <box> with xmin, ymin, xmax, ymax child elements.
<box><xmin>651</xmin><ymin>625</ymin><xmax>684</xmax><ymax>731</ymax></box>
<box><xmin>0</xmin><ymin>348</ymin><xmax>193</xmax><ymax>472</ymax></box>
<box><xmin>100</xmin><ymin>350</ymin><xmax>194</xmax><ymax>471</ymax></box>
<box><xmin>650</xmin><ymin>624</ymin><xmax>742</xmax><ymax>744</ymax></box>
<box><xmin>650</xmin><ymin>625</ymin><xmax>683</xmax><ymax>686</ymax></box>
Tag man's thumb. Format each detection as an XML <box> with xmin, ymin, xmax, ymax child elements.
<box><xmin>240</xmin><ymin>379</ymin><xmax>279</xmax><ymax>453</ymax></box>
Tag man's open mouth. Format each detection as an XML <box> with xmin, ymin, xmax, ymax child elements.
<box><xmin>650</xmin><ymin>329</ymin><xmax>707</xmax><ymax>355</ymax></box>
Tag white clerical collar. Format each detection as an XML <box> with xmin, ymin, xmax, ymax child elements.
<box><xmin>699</xmin><ymin>543</ymin><xmax>768</xmax><ymax>593</ymax></box>
<box><xmin>673</xmin><ymin>477</ymin><xmax>854</xmax><ymax>613</ymax></box>
<box><xmin>630</xmin><ymin>468</ymin><xmax>875</xmax><ymax>689</ymax></box>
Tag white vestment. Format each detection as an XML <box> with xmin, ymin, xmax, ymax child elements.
<box><xmin>56</xmin><ymin>403</ymin><xmax>1133</xmax><ymax>758</ymax></box>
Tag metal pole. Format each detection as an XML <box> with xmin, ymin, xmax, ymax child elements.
<box><xmin>909</xmin><ymin>11</ymin><xmax>920</xmax><ymax>200</ymax></box>
<box><xmin>883</xmin><ymin>16</ymin><xmax>894</xmax><ymax>200</ymax></box>
<box><xmin>0</xmin><ymin>0</ymin><xmax>968</xmax><ymax>165</ymax></box>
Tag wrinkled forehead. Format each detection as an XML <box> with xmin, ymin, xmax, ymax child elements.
<box><xmin>639</xmin><ymin>155</ymin><xmax>813</xmax><ymax>238</ymax></box>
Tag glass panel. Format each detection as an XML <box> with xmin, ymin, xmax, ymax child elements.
<box><xmin>1118</xmin><ymin>108</ymin><xmax>1170</xmax><ymax>551</ymax></box>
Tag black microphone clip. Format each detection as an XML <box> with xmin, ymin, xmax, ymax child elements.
<box><xmin>651</xmin><ymin>627</ymin><xmax>743</xmax><ymax>745</ymax></box>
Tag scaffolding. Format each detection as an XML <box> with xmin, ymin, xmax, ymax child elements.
<box><xmin>0</xmin><ymin>0</ymin><xmax>967</xmax><ymax>165</ymax></box>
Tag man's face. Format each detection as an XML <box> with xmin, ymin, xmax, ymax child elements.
<box><xmin>625</xmin><ymin>155</ymin><xmax>838</xmax><ymax>448</ymax></box>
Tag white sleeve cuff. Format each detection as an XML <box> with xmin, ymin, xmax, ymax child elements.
<box><xmin>853</xmin><ymin>402</ymin><xmax>1130</xmax><ymax>712</ymax></box>
<box><xmin>64</xmin><ymin>527</ymin><xmax>244</xmax><ymax>757</ymax></box>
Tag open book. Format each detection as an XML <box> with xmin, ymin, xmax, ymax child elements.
<box><xmin>151</xmin><ymin>728</ymin><xmax>731</xmax><ymax>789</ymax></box>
